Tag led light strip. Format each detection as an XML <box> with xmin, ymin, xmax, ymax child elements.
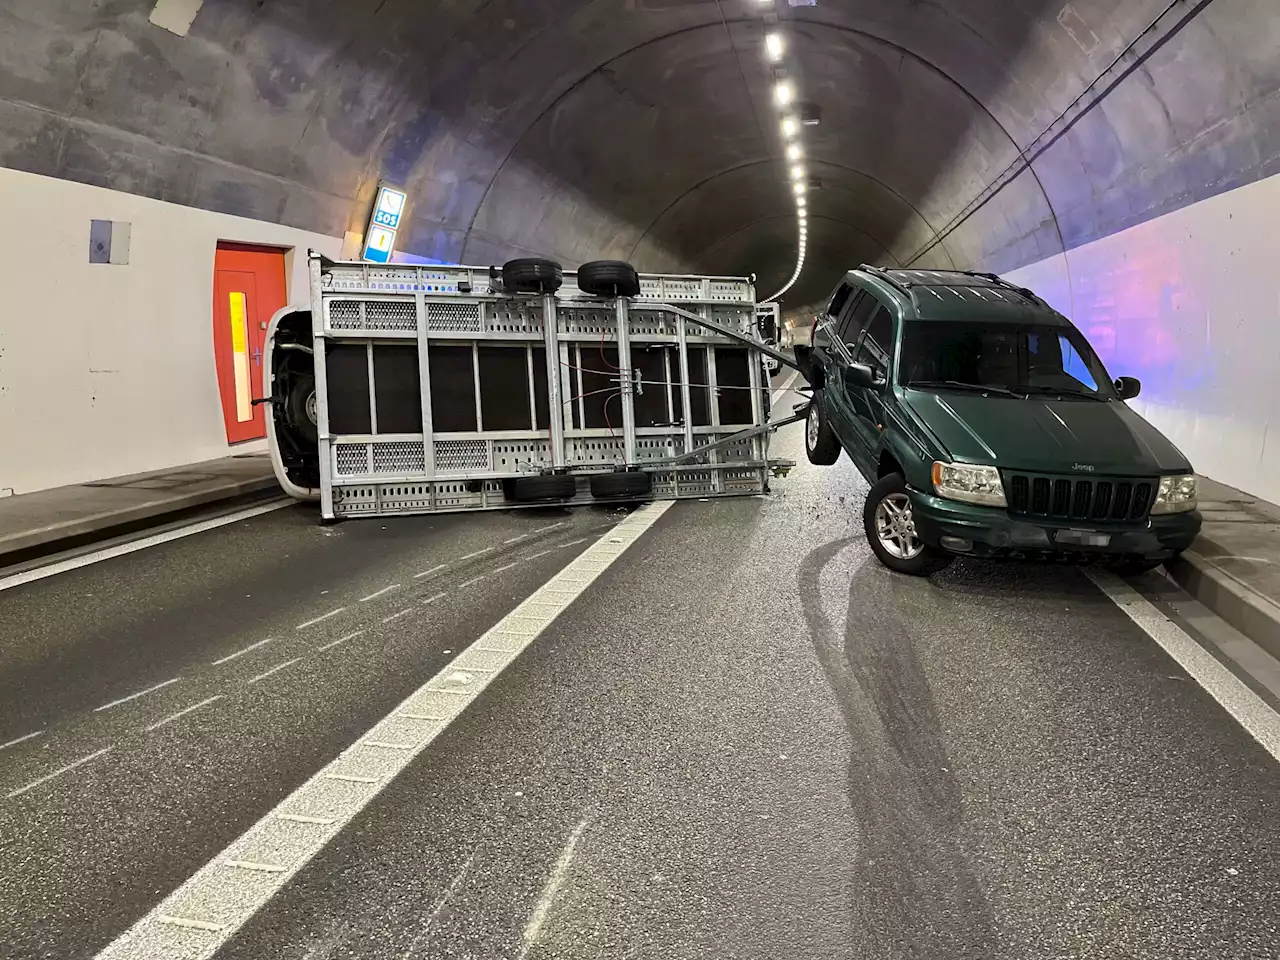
<box><xmin>757</xmin><ymin>1</ymin><xmax>806</xmax><ymax>304</ymax></box>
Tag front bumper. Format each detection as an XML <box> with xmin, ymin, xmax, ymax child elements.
<box><xmin>909</xmin><ymin>489</ymin><xmax>1202</xmax><ymax>560</ymax></box>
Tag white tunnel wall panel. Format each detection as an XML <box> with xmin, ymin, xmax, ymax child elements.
<box><xmin>0</xmin><ymin>167</ymin><xmax>341</xmax><ymax>495</ymax></box>
<box><xmin>1005</xmin><ymin>169</ymin><xmax>1280</xmax><ymax>505</ymax></box>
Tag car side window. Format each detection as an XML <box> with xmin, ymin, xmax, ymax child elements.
<box><xmin>839</xmin><ymin>292</ymin><xmax>878</xmax><ymax>353</ymax></box>
<box><xmin>825</xmin><ymin>283</ymin><xmax>853</xmax><ymax>323</ymax></box>
<box><xmin>833</xmin><ymin>291</ymin><xmax>867</xmax><ymax>348</ymax></box>
<box><xmin>856</xmin><ymin>305</ymin><xmax>895</xmax><ymax>379</ymax></box>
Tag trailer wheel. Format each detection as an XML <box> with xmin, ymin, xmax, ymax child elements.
<box><xmin>577</xmin><ymin>260</ymin><xmax>641</xmax><ymax>298</ymax></box>
<box><xmin>589</xmin><ymin>470</ymin><xmax>652</xmax><ymax>500</ymax></box>
<box><xmin>503</xmin><ymin>474</ymin><xmax>578</xmax><ymax>503</ymax></box>
<box><xmin>502</xmin><ymin>258</ymin><xmax>564</xmax><ymax>295</ymax></box>
<box><xmin>287</xmin><ymin>376</ymin><xmax>318</xmax><ymax>446</ymax></box>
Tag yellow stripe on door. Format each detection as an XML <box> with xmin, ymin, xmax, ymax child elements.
<box><xmin>229</xmin><ymin>291</ymin><xmax>252</xmax><ymax>422</ymax></box>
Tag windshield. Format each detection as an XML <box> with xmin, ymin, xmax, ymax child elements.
<box><xmin>898</xmin><ymin>321</ymin><xmax>1116</xmax><ymax>399</ymax></box>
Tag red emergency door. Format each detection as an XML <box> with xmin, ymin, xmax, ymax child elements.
<box><xmin>212</xmin><ymin>244</ymin><xmax>287</xmax><ymax>443</ymax></box>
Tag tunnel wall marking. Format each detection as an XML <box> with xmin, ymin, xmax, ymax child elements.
<box><xmin>93</xmin><ymin>500</ymin><xmax>675</xmax><ymax>960</ymax></box>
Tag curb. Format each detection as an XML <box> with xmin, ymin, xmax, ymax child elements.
<box><xmin>1165</xmin><ymin>548</ymin><xmax>1280</xmax><ymax>663</ymax></box>
<box><xmin>0</xmin><ymin>476</ymin><xmax>281</xmax><ymax>567</ymax></box>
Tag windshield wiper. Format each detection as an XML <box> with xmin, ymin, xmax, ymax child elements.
<box><xmin>907</xmin><ymin>380</ymin><xmax>1023</xmax><ymax>399</ymax></box>
<box><xmin>1018</xmin><ymin>385</ymin><xmax>1109</xmax><ymax>402</ymax></box>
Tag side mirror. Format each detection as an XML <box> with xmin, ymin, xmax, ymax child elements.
<box><xmin>1114</xmin><ymin>376</ymin><xmax>1141</xmax><ymax>400</ymax></box>
<box><xmin>847</xmin><ymin>362</ymin><xmax>885</xmax><ymax>390</ymax></box>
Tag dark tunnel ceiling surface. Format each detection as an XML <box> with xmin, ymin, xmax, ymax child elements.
<box><xmin>1</xmin><ymin>0</ymin><xmax>1276</xmax><ymax>306</ymax></box>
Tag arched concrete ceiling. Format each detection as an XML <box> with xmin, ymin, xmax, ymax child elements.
<box><xmin>0</xmin><ymin>0</ymin><xmax>1275</xmax><ymax>308</ymax></box>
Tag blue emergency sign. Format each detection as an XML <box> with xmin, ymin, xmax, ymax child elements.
<box><xmin>362</xmin><ymin>183</ymin><xmax>408</xmax><ymax>263</ymax></box>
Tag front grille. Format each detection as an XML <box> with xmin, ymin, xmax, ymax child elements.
<box><xmin>1005</xmin><ymin>473</ymin><xmax>1154</xmax><ymax>522</ymax></box>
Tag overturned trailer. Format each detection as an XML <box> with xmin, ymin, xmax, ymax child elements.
<box><xmin>264</xmin><ymin>254</ymin><xmax>797</xmax><ymax>521</ymax></box>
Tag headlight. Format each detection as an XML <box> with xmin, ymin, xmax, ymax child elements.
<box><xmin>1151</xmin><ymin>474</ymin><xmax>1198</xmax><ymax>514</ymax></box>
<box><xmin>931</xmin><ymin>462</ymin><xmax>1007</xmax><ymax>507</ymax></box>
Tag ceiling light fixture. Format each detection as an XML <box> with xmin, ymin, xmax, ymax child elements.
<box><xmin>774</xmin><ymin>81</ymin><xmax>794</xmax><ymax>107</ymax></box>
<box><xmin>765</xmin><ymin>32</ymin><xmax>784</xmax><ymax>62</ymax></box>
<box><xmin>786</xmin><ymin>143</ymin><xmax>802</xmax><ymax>161</ymax></box>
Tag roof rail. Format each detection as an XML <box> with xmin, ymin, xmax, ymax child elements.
<box><xmin>857</xmin><ymin>263</ymin><xmax>915</xmax><ymax>298</ymax></box>
<box><xmin>964</xmin><ymin>270</ymin><xmax>1044</xmax><ymax>305</ymax></box>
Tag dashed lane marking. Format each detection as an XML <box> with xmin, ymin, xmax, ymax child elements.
<box><xmin>459</xmin><ymin>575</ymin><xmax>487</xmax><ymax>589</ymax></box>
<box><xmin>145</xmin><ymin>696</ymin><xmax>224</xmax><ymax>733</ymax></box>
<box><xmin>211</xmin><ymin>637</ymin><xmax>275</xmax><ymax>666</ymax></box>
<box><xmin>381</xmin><ymin>608</ymin><xmax>412</xmax><ymax>625</ymax></box>
<box><xmin>317</xmin><ymin>631</ymin><xmax>364</xmax><ymax>653</ymax></box>
<box><xmin>459</xmin><ymin>547</ymin><xmax>493</xmax><ymax>561</ymax></box>
<box><xmin>422</xmin><ymin>592</ymin><xmax>448</xmax><ymax>606</ymax></box>
<box><xmin>1088</xmin><ymin>569</ymin><xmax>1280</xmax><ymax>763</ymax></box>
<box><xmin>94</xmin><ymin>677</ymin><xmax>182</xmax><ymax>713</ymax></box>
<box><xmin>296</xmin><ymin>607</ymin><xmax>347</xmax><ymax>631</ymax></box>
<box><xmin>0</xmin><ymin>730</ymin><xmax>43</xmax><ymax>752</ymax></box>
<box><xmin>414</xmin><ymin>564</ymin><xmax>448</xmax><ymax>580</ymax></box>
<box><xmin>360</xmin><ymin>584</ymin><xmax>401</xmax><ymax>603</ymax></box>
<box><xmin>94</xmin><ymin>501</ymin><xmax>674</xmax><ymax>959</ymax></box>
<box><xmin>504</xmin><ymin>534</ymin><xmax>528</xmax><ymax>544</ymax></box>
<box><xmin>8</xmin><ymin>746</ymin><xmax>115</xmax><ymax>800</ymax></box>
<box><xmin>493</xmin><ymin>562</ymin><xmax>518</xmax><ymax>575</ymax></box>
<box><xmin>247</xmin><ymin>658</ymin><xmax>302</xmax><ymax>685</ymax></box>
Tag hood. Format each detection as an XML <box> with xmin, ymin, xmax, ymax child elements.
<box><xmin>903</xmin><ymin>389</ymin><xmax>1192</xmax><ymax>475</ymax></box>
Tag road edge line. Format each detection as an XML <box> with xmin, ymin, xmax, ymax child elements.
<box><xmin>1086</xmin><ymin>568</ymin><xmax>1280</xmax><ymax>764</ymax></box>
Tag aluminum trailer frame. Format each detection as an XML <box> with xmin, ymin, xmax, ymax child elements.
<box><xmin>307</xmin><ymin>253</ymin><xmax>797</xmax><ymax>520</ymax></box>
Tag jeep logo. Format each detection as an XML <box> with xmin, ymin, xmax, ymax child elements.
<box><xmin>1072</xmin><ymin>463</ymin><xmax>1096</xmax><ymax>473</ymax></box>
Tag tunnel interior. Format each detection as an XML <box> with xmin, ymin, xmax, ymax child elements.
<box><xmin>2</xmin><ymin>0</ymin><xmax>1272</xmax><ymax>307</ymax></box>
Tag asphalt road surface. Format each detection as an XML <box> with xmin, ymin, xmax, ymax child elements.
<box><xmin>2</xmin><ymin>374</ymin><xmax>1279</xmax><ymax>959</ymax></box>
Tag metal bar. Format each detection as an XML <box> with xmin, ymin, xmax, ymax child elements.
<box><xmin>643</xmin><ymin>412</ymin><xmax>805</xmax><ymax>466</ymax></box>
<box><xmin>676</xmin><ymin>314</ymin><xmax>695</xmax><ymax>458</ymax></box>
<box><xmin>542</xmin><ymin>293</ymin><xmax>565</xmax><ymax>468</ymax></box>
<box><xmin>472</xmin><ymin>342</ymin><xmax>483</xmax><ymax>432</ymax></box>
<box><xmin>705</xmin><ymin>335</ymin><xmax>724</xmax><ymax>494</ymax></box>
<box><xmin>652</xmin><ymin>302</ymin><xmax>798</xmax><ymax>371</ymax></box>
<box><xmin>310</xmin><ymin>254</ymin><xmax>336</xmax><ymax>521</ymax></box>
<box><xmin>366</xmin><ymin>342</ymin><xmax>378</xmax><ymax>435</ymax></box>
<box><xmin>526</xmin><ymin>344</ymin><xmax>537</xmax><ymax>431</ymax></box>
<box><xmin>616</xmin><ymin>297</ymin><xmax>637</xmax><ymax>466</ymax></box>
<box><xmin>415</xmin><ymin>290</ymin><xmax>435</xmax><ymax>478</ymax></box>
<box><xmin>574</xmin><ymin>344</ymin><xmax>586</xmax><ymax>439</ymax></box>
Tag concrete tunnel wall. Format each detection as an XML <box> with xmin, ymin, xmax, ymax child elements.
<box><xmin>0</xmin><ymin>0</ymin><xmax>1277</xmax><ymax>499</ymax></box>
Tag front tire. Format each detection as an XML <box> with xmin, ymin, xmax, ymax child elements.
<box><xmin>863</xmin><ymin>474</ymin><xmax>953</xmax><ymax>576</ymax></box>
<box><xmin>805</xmin><ymin>390</ymin><xmax>841</xmax><ymax>465</ymax></box>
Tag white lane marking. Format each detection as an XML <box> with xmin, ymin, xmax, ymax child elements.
<box><xmin>1087</xmin><ymin>569</ymin><xmax>1280</xmax><ymax>762</ymax></box>
<box><xmin>460</xmin><ymin>547</ymin><xmax>493</xmax><ymax>561</ymax></box>
<box><xmin>363</xmin><ymin>740</ymin><xmax>414</xmax><ymax>750</ymax></box>
<box><xmin>8</xmin><ymin>746</ymin><xmax>115</xmax><ymax>799</ymax></box>
<box><xmin>317</xmin><ymin>631</ymin><xmax>364</xmax><ymax>653</ymax></box>
<box><xmin>521</xmin><ymin>819</ymin><xmax>590</xmax><ymax>957</ymax></box>
<box><xmin>771</xmin><ymin>367</ymin><xmax>802</xmax><ymax>404</ymax></box>
<box><xmin>414</xmin><ymin>564</ymin><xmax>448</xmax><ymax>580</ymax></box>
<box><xmin>211</xmin><ymin>637</ymin><xmax>275</xmax><ymax>666</ymax></box>
<box><xmin>382</xmin><ymin>608</ymin><xmax>412</xmax><ymax>625</ymax></box>
<box><xmin>533</xmin><ymin>523</ymin><xmax>566</xmax><ymax>535</ymax></box>
<box><xmin>360</xmin><ymin>584</ymin><xmax>401</xmax><ymax>603</ymax></box>
<box><xmin>145</xmin><ymin>696</ymin><xmax>224</xmax><ymax>733</ymax></box>
<box><xmin>459</xmin><ymin>575</ymin><xmax>486</xmax><ymax>589</ymax></box>
<box><xmin>0</xmin><ymin>730</ymin><xmax>44</xmax><ymax>752</ymax></box>
<box><xmin>527</xmin><ymin>550</ymin><xmax>551</xmax><ymax>561</ymax></box>
<box><xmin>94</xmin><ymin>676</ymin><xmax>182</xmax><ymax>713</ymax></box>
<box><xmin>422</xmin><ymin>592</ymin><xmax>448</xmax><ymax>606</ymax></box>
<box><xmin>504</xmin><ymin>534</ymin><xmax>528</xmax><ymax>545</ymax></box>
<box><xmin>224</xmin><ymin>860</ymin><xmax>287</xmax><ymax>874</ymax></box>
<box><xmin>561</xmin><ymin>539</ymin><xmax>588</xmax><ymax>549</ymax></box>
<box><xmin>493</xmin><ymin>562</ymin><xmax>518</xmax><ymax>575</ymax></box>
<box><xmin>247</xmin><ymin>658</ymin><xmax>302</xmax><ymax>685</ymax></box>
<box><xmin>0</xmin><ymin>500</ymin><xmax>292</xmax><ymax>594</ymax></box>
<box><xmin>277</xmin><ymin>813</ymin><xmax>335</xmax><ymax>825</ymax></box>
<box><xmin>157</xmin><ymin>916</ymin><xmax>224</xmax><ymax>933</ymax></box>
<box><xmin>296</xmin><ymin>607</ymin><xmax>347</xmax><ymax>631</ymax></box>
<box><xmin>94</xmin><ymin>501</ymin><xmax>673</xmax><ymax>959</ymax></box>
<box><xmin>399</xmin><ymin>712</ymin><xmax>446</xmax><ymax>722</ymax></box>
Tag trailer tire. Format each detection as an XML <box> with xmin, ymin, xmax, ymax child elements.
<box><xmin>577</xmin><ymin>260</ymin><xmax>641</xmax><ymax>298</ymax></box>
<box><xmin>503</xmin><ymin>474</ymin><xmax>578</xmax><ymax>503</ymax></box>
<box><xmin>285</xmin><ymin>376</ymin><xmax>318</xmax><ymax>446</ymax></box>
<box><xmin>502</xmin><ymin>258</ymin><xmax>564</xmax><ymax>295</ymax></box>
<box><xmin>589</xmin><ymin>470</ymin><xmax>652</xmax><ymax>500</ymax></box>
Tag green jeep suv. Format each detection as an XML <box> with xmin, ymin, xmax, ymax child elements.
<box><xmin>803</xmin><ymin>266</ymin><xmax>1202</xmax><ymax>576</ymax></box>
